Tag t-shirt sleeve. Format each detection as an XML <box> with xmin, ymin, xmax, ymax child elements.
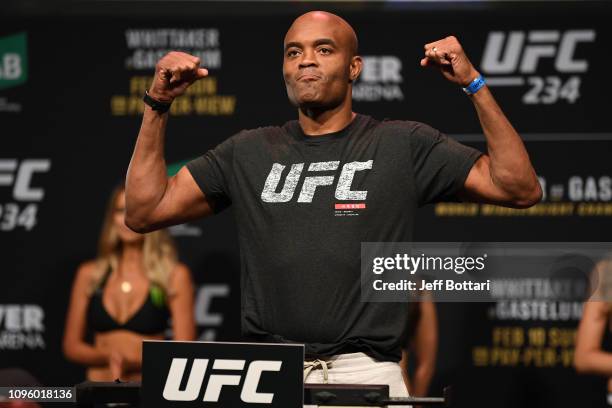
<box><xmin>410</xmin><ymin>122</ymin><xmax>482</xmax><ymax>206</ymax></box>
<box><xmin>186</xmin><ymin>135</ymin><xmax>235</xmax><ymax>213</ymax></box>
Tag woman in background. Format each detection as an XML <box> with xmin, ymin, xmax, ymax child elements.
<box><xmin>63</xmin><ymin>185</ymin><xmax>196</xmax><ymax>381</ymax></box>
<box><xmin>574</xmin><ymin>259</ymin><xmax>612</xmax><ymax>405</ymax></box>
<box><xmin>400</xmin><ymin>300</ymin><xmax>438</xmax><ymax>398</ymax></box>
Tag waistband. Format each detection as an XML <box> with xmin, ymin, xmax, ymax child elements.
<box><xmin>305</xmin><ymin>352</ymin><xmax>395</xmax><ymax>370</ymax></box>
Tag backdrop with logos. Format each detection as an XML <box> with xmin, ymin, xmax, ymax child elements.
<box><xmin>1</xmin><ymin>3</ymin><xmax>611</xmax><ymax>407</ymax></box>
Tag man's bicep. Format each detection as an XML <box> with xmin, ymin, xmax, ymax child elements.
<box><xmin>152</xmin><ymin>166</ymin><xmax>215</xmax><ymax>228</ymax></box>
<box><xmin>458</xmin><ymin>155</ymin><xmax>515</xmax><ymax>205</ymax></box>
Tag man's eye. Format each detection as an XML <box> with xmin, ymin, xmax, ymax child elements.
<box><xmin>319</xmin><ymin>48</ymin><xmax>332</xmax><ymax>54</ymax></box>
<box><xmin>287</xmin><ymin>50</ymin><xmax>299</xmax><ymax>57</ymax></box>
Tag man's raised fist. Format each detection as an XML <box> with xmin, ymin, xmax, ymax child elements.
<box><xmin>148</xmin><ymin>51</ymin><xmax>209</xmax><ymax>102</ymax></box>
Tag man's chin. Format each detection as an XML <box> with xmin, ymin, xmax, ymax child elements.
<box><xmin>295</xmin><ymin>95</ymin><xmax>325</xmax><ymax>109</ymax></box>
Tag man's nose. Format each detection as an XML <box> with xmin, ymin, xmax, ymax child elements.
<box><xmin>299</xmin><ymin>49</ymin><xmax>318</xmax><ymax>68</ymax></box>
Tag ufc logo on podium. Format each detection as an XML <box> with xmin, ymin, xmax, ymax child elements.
<box><xmin>163</xmin><ymin>358</ymin><xmax>282</xmax><ymax>403</ymax></box>
<box><xmin>142</xmin><ymin>341</ymin><xmax>304</xmax><ymax>408</ymax></box>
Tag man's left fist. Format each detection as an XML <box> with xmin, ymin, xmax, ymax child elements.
<box><xmin>420</xmin><ymin>36</ymin><xmax>480</xmax><ymax>87</ymax></box>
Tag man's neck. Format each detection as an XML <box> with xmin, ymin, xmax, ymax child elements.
<box><xmin>298</xmin><ymin>104</ymin><xmax>356</xmax><ymax>136</ymax></box>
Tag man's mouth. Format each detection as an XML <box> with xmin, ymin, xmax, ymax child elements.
<box><xmin>297</xmin><ymin>73</ymin><xmax>321</xmax><ymax>81</ymax></box>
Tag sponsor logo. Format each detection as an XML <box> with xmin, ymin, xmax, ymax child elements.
<box><xmin>261</xmin><ymin>160</ymin><xmax>373</xmax><ymax>203</ymax></box>
<box><xmin>0</xmin><ymin>32</ymin><xmax>27</xmax><ymax>90</ymax></box>
<box><xmin>163</xmin><ymin>358</ymin><xmax>282</xmax><ymax>403</ymax></box>
<box><xmin>0</xmin><ymin>305</ymin><xmax>45</xmax><ymax>350</ymax></box>
<box><xmin>0</xmin><ymin>32</ymin><xmax>28</xmax><ymax>113</ymax></box>
<box><xmin>480</xmin><ymin>30</ymin><xmax>595</xmax><ymax>104</ymax></box>
<box><xmin>353</xmin><ymin>56</ymin><xmax>403</xmax><ymax>102</ymax></box>
<box><xmin>0</xmin><ymin>159</ymin><xmax>51</xmax><ymax>231</ymax></box>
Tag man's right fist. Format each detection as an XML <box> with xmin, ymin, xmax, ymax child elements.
<box><xmin>148</xmin><ymin>51</ymin><xmax>209</xmax><ymax>102</ymax></box>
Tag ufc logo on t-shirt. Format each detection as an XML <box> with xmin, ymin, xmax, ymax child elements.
<box><xmin>162</xmin><ymin>358</ymin><xmax>282</xmax><ymax>403</ymax></box>
<box><xmin>261</xmin><ymin>160</ymin><xmax>373</xmax><ymax>203</ymax></box>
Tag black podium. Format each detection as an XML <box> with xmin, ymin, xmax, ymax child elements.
<box><xmin>75</xmin><ymin>341</ymin><xmax>449</xmax><ymax>407</ymax></box>
<box><xmin>75</xmin><ymin>381</ymin><xmax>450</xmax><ymax>407</ymax></box>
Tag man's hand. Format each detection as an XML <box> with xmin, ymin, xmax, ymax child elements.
<box><xmin>420</xmin><ymin>36</ymin><xmax>480</xmax><ymax>87</ymax></box>
<box><xmin>148</xmin><ymin>51</ymin><xmax>209</xmax><ymax>102</ymax></box>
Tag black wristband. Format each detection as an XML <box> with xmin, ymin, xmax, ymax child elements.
<box><xmin>143</xmin><ymin>90</ymin><xmax>172</xmax><ymax>113</ymax></box>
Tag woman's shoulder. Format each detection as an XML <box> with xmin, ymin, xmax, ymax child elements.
<box><xmin>169</xmin><ymin>263</ymin><xmax>192</xmax><ymax>282</ymax></box>
<box><xmin>172</xmin><ymin>262</ymin><xmax>191</xmax><ymax>273</ymax></box>
<box><xmin>73</xmin><ymin>260</ymin><xmax>102</xmax><ymax>289</ymax></box>
<box><xmin>77</xmin><ymin>260</ymin><xmax>98</xmax><ymax>276</ymax></box>
<box><xmin>166</xmin><ymin>262</ymin><xmax>194</xmax><ymax>293</ymax></box>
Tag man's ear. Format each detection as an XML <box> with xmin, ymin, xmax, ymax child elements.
<box><xmin>349</xmin><ymin>55</ymin><xmax>362</xmax><ymax>83</ymax></box>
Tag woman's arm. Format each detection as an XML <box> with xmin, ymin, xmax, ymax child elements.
<box><xmin>399</xmin><ymin>349</ymin><xmax>412</xmax><ymax>393</ymax></box>
<box><xmin>168</xmin><ymin>263</ymin><xmax>197</xmax><ymax>341</ymax></box>
<box><xmin>62</xmin><ymin>262</ymin><xmax>110</xmax><ymax>367</ymax></box>
<box><xmin>410</xmin><ymin>301</ymin><xmax>438</xmax><ymax>397</ymax></box>
<box><xmin>575</xmin><ymin>301</ymin><xmax>612</xmax><ymax>376</ymax></box>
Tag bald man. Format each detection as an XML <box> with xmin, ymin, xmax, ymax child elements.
<box><xmin>125</xmin><ymin>11</ymin><xmax>541</xmax><ymax>398</ymax></box>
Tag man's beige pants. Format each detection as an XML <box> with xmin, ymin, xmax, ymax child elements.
<box><xmin>303</xmin><ymin>352</ymin><xmax>410</xmax><ymax>408</ymax></box>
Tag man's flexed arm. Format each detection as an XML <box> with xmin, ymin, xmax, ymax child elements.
<box><xmin>125</xmin><ymin>52</ymin><xmax>213</xmax><ymax>233</ymax></box>
<box><xmin>421</xmin><ymin>36</ymin><xmax>542</xmax><ymax>208</ymax></box>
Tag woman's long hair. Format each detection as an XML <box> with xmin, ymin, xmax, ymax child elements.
<box><xmin>89</xmin><ymin>185</ymin><xmax>177</xmax><ymax>294</ymax></box>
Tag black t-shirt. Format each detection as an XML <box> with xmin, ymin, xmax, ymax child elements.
<box><xmin>186</xmin><ymin>113</ymin><xmax>482</xmax><ymax>361</ymax></box>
